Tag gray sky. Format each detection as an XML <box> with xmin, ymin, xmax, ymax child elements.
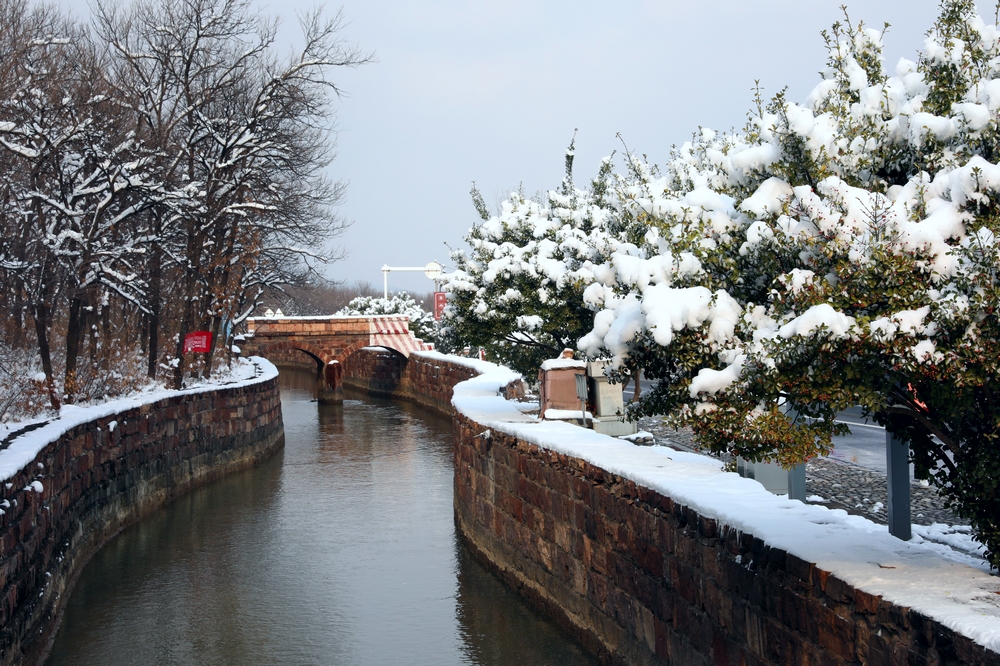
<box><xmin>59</xmin><ymin>0</ymin><xmax>947</xmax><ymax>294</ymax></box>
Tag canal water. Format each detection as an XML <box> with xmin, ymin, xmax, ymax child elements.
<box><xmin>45</xmin><ymin>369</ymin><xmax>597</xmax><ymax>665</ymax></box>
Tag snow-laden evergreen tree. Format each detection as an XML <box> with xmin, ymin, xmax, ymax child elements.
<box><xmin>441</xmin><ymin>139</ymin><xmax>622</xmax><ymax>378</ymax></box>
<box><xmin>580</xmin><ymin>1</ymin><xmax>1000</xmax><ymax>568</ymax></box>
<box><xmin>336</xmin><ymin>292</ymin><xmax>439</xmax><ymax>347</ymax></box>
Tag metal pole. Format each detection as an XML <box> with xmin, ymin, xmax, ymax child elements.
<box><xmin>575</xmin><ymin>373</ymin><xmax>588</xmax><ymax>426</ymax></box>
<box><xmin>886</xmin><ymin>430</ymin><xmax>912</xmax><ymax>540</ymax></box>
<box><xmin>380</xmin><ymin>262</ymin><xmax>443</xmax><ymax>300</ymax></box>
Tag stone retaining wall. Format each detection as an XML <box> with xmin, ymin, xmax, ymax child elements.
<box><xmin>13</xmin><ymin>348</ymin><xmax>990</xmax><ymax>666</ymax></box>
<box><xmin>444</xmin><ymin>375</ymin><xmax>999</xmax><ymax>665</ymax></box>
<box><xmin>0</xmin><ymin>374</ymin><xmax>284</xmax><ymax>666</ymax></box>
<box><xmin>342</xmin><ymin>349</ymin><xmax>512</xmax><ymax>416</ymax></box>
<box><xmin>344</xmin><ymin>348</ymin><xmax>988</xmax><ymax>664</ymax></box>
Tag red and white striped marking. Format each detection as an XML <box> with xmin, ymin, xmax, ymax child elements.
<box><xmin>369</xmin><ymin>316</ymin><xmax>431</xmax><ymax>357</ymax></box>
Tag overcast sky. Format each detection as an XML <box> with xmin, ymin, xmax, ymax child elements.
<box><xmin>59</xmin><ymin>0</ymin><xmax>951</xmax><ymax>295</ymax></box>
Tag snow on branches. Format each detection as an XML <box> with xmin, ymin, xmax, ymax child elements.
<box><xmin>337</xmin><ymin>292</ymin><xmax>439</xmax><ymax>347</ymax></box>
<box><xmin>0</xmin><ymin>0</ymin><xmax>369</xmax><ymax>407</ymax></box>
<box><xmin>441</xmin><ymin>144</ymin><xmax>621</xmax><ymax>378</ymax></box>
<box><xmin>575</xmin><ymin>0</ymin><xmax>1000</xmax><ymax>567</ymax></box>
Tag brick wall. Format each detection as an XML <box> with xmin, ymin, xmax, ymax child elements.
<box><xmin>342</xmin><ymin>349</ymin><xmax>524</xmax><ymax>416</ymax></box>
<box><xmin>0</xmin><ymin>376</ymin><xmax>284</xmax><ymax>666</ymax></box>
<box><xmin>452</xmin><ymin>414</ymin><xmax>999</xmax><ymax>666</ymax></box>
<box><xmin>342</xmin><ymin>347</ymin><xmax>410</xmax><ymax>397</ymax></box>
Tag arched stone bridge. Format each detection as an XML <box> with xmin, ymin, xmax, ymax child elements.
<box><xmin>240</xmin><ymin>315</ymin><xmax>431</xmax><ymax>402</ymax></box>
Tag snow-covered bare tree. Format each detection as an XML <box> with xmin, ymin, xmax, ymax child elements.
<box><xmin>0</xmin><ymin>0</ymin><xmax>369</xmax><ymax>413</ymax></box>
<box><xmin>94</xmin><ymin>0</ymin><xmax>369</xmax><ymax>386</ymax></box>
<box><xmin>0</xmin><ymin>1</ymin><xmax>143</xmax><ymax>405</ymax></box>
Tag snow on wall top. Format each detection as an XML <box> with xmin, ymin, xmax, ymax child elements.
<box><xmin>539</xmin><ymin>357</ymin><xmax>588</xmax><ymax>371</ymax></box>
<box><xmin>412</xmin><ymin>350</ymin><xmax>522</xmax><ymax>381</ymax></box>
<box><xmin>448</xmin><ymin>357</ymin><xmax>1000</xmax><ymax>654</ymax></box>
<box><xmin>0</xmin><ymin>357</ymin><xmax>279</xmax><ymax>483</ymax></box>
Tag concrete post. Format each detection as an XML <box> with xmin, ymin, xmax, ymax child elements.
<box><xmin>787</xmin><ymin>463</ymin><xmax>806</xmax><ymax>501</ymax></box>
<box><xmin>886</xmin><ymin>430</ymin><xmax>911</xmax><ymax>540</ymax></box>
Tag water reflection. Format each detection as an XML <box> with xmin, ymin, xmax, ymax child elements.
<box><xmin>46</xmin><ymin>369</ymin><xmax>596</xmax><ymax>665</ymax></box>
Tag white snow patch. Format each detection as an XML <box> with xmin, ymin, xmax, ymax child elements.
<box><xmin>540</xmin><ymin>357</ymin><xmax>587</xmax><ymax>371</ymax></box>
<box><xmin>740</xmin><ymin>177</ymin><xmax>794</xmax><ymax>218</ymax></box>
<box><xmin>543</xmin><ymin>409</ymin><xmax>592</xmax><ymax>421</ymax></box>
<box><xmin>0</xmin><ymin>358</ymin><xmax>278</xmax><ymax>483</ymax></box>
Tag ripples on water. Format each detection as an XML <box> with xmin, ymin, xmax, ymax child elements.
<box><xmin>46</xmin><ymin>368</ymin><xmax>597</xmax><ymax>666</ymax></box>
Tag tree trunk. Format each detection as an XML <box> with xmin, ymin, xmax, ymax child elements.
<box><xmin>202</xmin><ymin>313</ymin><xmax>224</xmax><ymax>379</ymax></box>
<box><xmin>86</xmin><ymin>306</ymin><xmax>98</xmax><ymax>363</ymax></box>
<box><xmin>64</xmin><ymin>295</ymin><xmax>85</xmax><ymax>402</ymax></box>
<box><xmin>33</xmin><ymin>292</ymin><xmax>60</xmax><ymax>411</ymax></box>
<box><xmin>100</xmin><ymin>301</ymin><xmax>111</xmax><ymax>371</ymax></box>
<box><xmin>147</xmin><ymin>236</ymin><xmax>162</xmax><ymax>379</ymax></box>
<box><xmin>172</xmin><ymin>275</ymin><xmax>196</xmax><ymax>390</ymax></box>
<box><xmin>201</xmin><ymin>215</ymin><xmax>240</xmax><ymax>379</ymax></box>
<box><xmin>12</xmin><ymin>289</ymin><xmax>25</xmax><ymax>348</ymax></box>
<box><xmin>173</xmin><ymin>294</ymin><xmax>192</xmax><ymax>389</ymax></box>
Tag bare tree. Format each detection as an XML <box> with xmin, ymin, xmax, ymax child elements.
<box><xmin>94</xmin><ymin>0</ymin><xmax>370</xmax><ymax>387</ymax></box>
<box><xmin>0</xmin><ymin>0</ymin><xmax>369</xmax><ymax>416</ymax></box>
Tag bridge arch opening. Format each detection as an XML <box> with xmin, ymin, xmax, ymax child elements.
<box><xmin>291</xmin><ymin>348</ymin><xmax>325</xmax><ymax>379</ymax></box>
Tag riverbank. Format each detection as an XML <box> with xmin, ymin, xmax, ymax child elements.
<box><xmin>0</xmin><ymin>358</ymin><xmax>284</xmax><ymax>666</ymax></box>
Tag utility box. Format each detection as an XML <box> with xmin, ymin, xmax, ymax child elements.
<box><xmin>587</xmin><ymin>360</ymin><xmax>637</xmax><ymax>437</ymax></box>
<box><xmin>538</xmin><ymin>353</ymin><xmax>588</xmax><ymax>423</ymax></box>
<box><xmin>736</xmin><ymin>457</ymin><xmax>805</xmax><ymax>500</ymax></box>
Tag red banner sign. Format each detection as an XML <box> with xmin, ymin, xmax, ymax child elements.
<box><xmin>183</xmin><ymin>331</ymin><xmax>212</xmax><ymax>353</ymax></box>
<box><xmin>433</xmin><ymin>291</ymin><xmax>447</xmax><ymax>320</ymax></box>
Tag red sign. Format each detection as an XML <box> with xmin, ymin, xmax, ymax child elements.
<box><xmin>433</xmin><ymin>292</ymin><xmax>447</xmax><ymax>320</ymax></box>
<box><xmin>183</xmin><ymin>331</ymin><xmax>212</xmax><ymax>353</ymax></box>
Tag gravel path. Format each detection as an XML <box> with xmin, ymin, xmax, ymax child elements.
<box><xmin>636</xmin><ymin>416</ymin><xmax>966</xmax><ymax>527</ymax></box>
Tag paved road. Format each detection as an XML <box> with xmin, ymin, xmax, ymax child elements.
<box><xmin>828</xmin><ymin>406</ymin><xmax>889</xmax><ymax>472</ymax></box>
<box><xmin>629</xmin><ymin>377</ymin><xmax>901</xmax><ymax>475</ymax></box>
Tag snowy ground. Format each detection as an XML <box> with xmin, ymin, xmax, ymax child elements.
<box><xmin>450</xmin><ymin>358</ymin><xmax>1000</xmax><ymax>656</ymax></box>
<box><xmin>0</xmin><ymin>358</ymin><xmax>277</xmax><ymax>483</ymax></box>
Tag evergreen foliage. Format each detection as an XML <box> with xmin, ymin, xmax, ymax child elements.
<box><xmin>446</xmin><ymin>1</ymin><xmax>1000</xmax><ymax>568</ymax></box>
<box><xmin>579</xmin><ymin>0</ymin><xmax>1000</xmax><ymax>569</ymax></box>
<box><xmin>337</xmin><ymin>292</ymin><xmax>440</xmax><ymax>347</ymax></box>
<box><xmin>441</xmin><ymin>140</ymin><xmax>616</xmax><ymax>378</ymax></box>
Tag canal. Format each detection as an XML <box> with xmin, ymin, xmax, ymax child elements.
<box><xmin>45</xmin><ymin>369</ymin><xmax>597</xmax><ymax>665</ymax></box>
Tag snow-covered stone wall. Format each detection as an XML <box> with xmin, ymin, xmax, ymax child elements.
<box><xmin>342</xmin><ymin>348</ymin><xmax>524</xmax><ymax>416</ymax></box>
<box><xmin>0</xmin><ymin>361</ymin><xmax>284</xmax><ymax>666</ymax></box>
<box><xmin>447</xmin><ymin>363</ymin><xmax>1000</xmax><ymax>666</ymax></box>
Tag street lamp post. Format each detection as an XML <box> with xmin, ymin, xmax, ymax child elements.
<box><xmin>381</xmin><ymin>261</ymin><xmax>443</xmax><ymax>299</ymax></box>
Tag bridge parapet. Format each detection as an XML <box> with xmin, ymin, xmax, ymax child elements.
<box><xmin>241</xmin><ymin>315</ymin><xmax>431</xmax><ymax>402</ymax></box>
